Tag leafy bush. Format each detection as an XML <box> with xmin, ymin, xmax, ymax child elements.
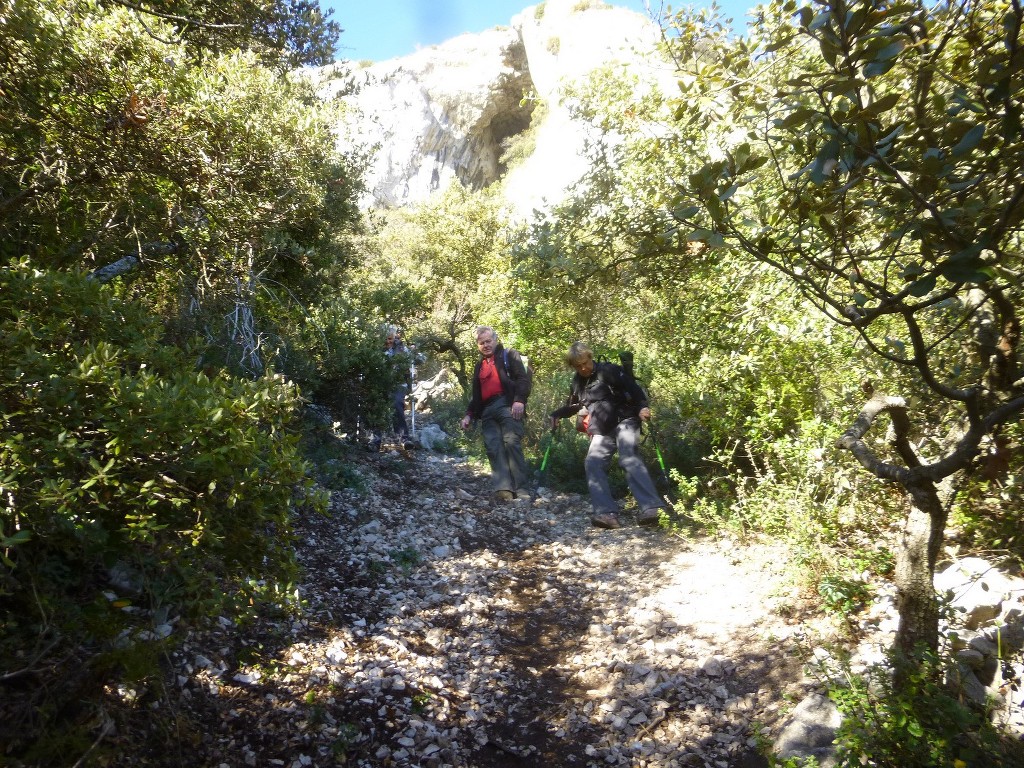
<box><xmin>818</xmin><ymin>575</ymin><xmax>872</xmax><ymax>616</ymax></box>
<box><xmin>298</xmin><ymin>410</ymin><xmax>368</xmax><ymax>491</ymax></box>
<box><xmin>830</xmin><ymin>651</ymin><xmax>1015</xmax><ymax>768</ymax></box>
<box><xmin>282</xmin><ymin>296</ymin><xmax>410</xmax><ymax>438</ymax></box>
<box><xmin>424</xmin><ymin>392</ymin><xmax>472</xmax><ymax>449</ymax></box>
<box><xmin>950</xmin><ymin>419</ymin><xmax>1024</xmax><ymax>564</ymax></box>
<box><xmin>0</xmin><ymin>262</ymin><xmax>316</xmax><ymax>751</ymax></box>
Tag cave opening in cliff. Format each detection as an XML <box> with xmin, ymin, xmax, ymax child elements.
<box><xmin>493</xmin><ymin>103</ymin><xmax>538</xmax><ymax>177</ymax></box>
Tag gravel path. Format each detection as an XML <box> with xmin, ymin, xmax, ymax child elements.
<box><xmin>158</xmin><ymin>446</ymin><xmax>817</xmax><ymax>768</ymax></box>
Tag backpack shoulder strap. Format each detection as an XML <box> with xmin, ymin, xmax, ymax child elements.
<box><xmin>503</xmin><ymin>348</ymin><xmax>517</xmax><ymax>375</ymax></box>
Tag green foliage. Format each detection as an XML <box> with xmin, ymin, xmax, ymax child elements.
<box><xmin>500</xmin><ymin>100</ymin><xmax>546</xmax><ymax>172</ymax></box>
<box><xmin>951</xmin><ymin>420</ymin><xmax>1024</xmax><ymax>562</ymax></box>
<box><xmin>91</xmin><ymin>0</ymin><xmax>343</xmax><ymax>69</ymax></box>
<box><xmin>298</xmin><ymin>413</ymin><xmax>367</xmax><ymax>492</ymax></box>
<box><xmin>536</xmin><ymin>427</ymin><xmax>593</xmax><ymax>495</ymax></box>
<box><xmin>660</xmin><ymin>0</ymin><xmax>1024</xmax><ymax>663</ymax></box>
<box><xmin>365</xmin><ymin>183</ymin><xmax>520</xmax><ymax>390</ymax></box>
<box><xmin>282</xmin><ymin>294</ymin><xmax>410</xmax><ymax>436</ymax></box>
<box><xmin>669</xmin><ymin>0</ymin><xmax>1024</xmax><ymax>431</ymax></box>
<box><xmin>389</xmin><ymin>546</ymin><xmax>422</xmax><ymax>574</ymax></box>
<box><xmin>817</xmin><ymin>574</ymin><xmax>871</xmax><ymax>616</ymax></box>
<box><xmin>830</xmin><ymin>652</ymin><xmax>1010</xmax><ymax>768</ymax></box>
<box><xmin>572</xmin><ymin>0</ymin><xmax>608</xmax><ymax>11</ymax></box>
<box><xmin>0</xmin><ymin>262</ymin><xmax>315</xmax><ymax>753</ymax></box>
<box><xmin>0</xmin><ymin>0</ymin><xmax>363</xmax><ymax>376</ymax></box>
<box><xmin>425</xmin><ymin>391</ymin><xmax>470</xmax><ymax>437</ymax></box>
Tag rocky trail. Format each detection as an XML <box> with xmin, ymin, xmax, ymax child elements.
<box><xmin>130</xmin><ymin>441</ymin><xmax>833</xmax><ymax>768</ymax></box>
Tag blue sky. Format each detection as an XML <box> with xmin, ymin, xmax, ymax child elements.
<box><xmin>322</xmin><ymin>0</ymin><xmax>756</xmax><ymax>63</ymax></box>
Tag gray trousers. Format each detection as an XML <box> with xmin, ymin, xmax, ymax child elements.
<box><xmin>585</xmin><ymin>418</ymin><xmax>663</xmax><ymax>515</ymax></box>
<box><xmin>480</xmin><ymin>398</ymin><xmax>528</xmax><ymax>494</ymax></box>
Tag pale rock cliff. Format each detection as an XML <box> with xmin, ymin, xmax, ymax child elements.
<box><xmin>319</xmin><ymin>0</ymin><xmax>671</xmax><ymax>217</ymax></box>
<box><xmin>504</xmin><ymin>0</ymin><xmax>668</xmax><ymax>216</ymax></box>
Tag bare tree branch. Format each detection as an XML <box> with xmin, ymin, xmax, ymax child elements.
<box><xmin>836</xmin><ymin>394</ymin><xmax>915</xmax><ymax>485</ymax></box>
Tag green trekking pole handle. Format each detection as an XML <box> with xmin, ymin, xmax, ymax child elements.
<box><xmin>540</xmin><ymin>437</ymin><xmax>553</xmax><ymax>473</ymax></box>
<box><xmin>647</xmin><ymin>417</ymin><xmax>671</xmax><ymax>488</ymax></box>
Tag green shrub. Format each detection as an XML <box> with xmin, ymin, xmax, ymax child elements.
<box><xmin>298</xmin><ymin>412</ymin><xmax>367</xmax><ymax>491</ymax></box>
<box><xmin>817</xmin><ymin>574</ymin><xmax>872</xmax><ymax>616</ymax></box>
<box><xmin>950</xmin><ymin>419</ymin><xmax>1024</xmax><ymax>564</ymax></box>
<box><xmin>830</xmin><ymin>651</ymin><xmax>1013</xmax><ymax>768</ymax></box>
<box><xmin>281</xmin><ymin>296</ymin><xmax>410</xmax><ymax>437</ymax></box>
<box><xmin>0</xmin><ymin>261</ymin><xmax>316</xmax><ymax>752</ymax></box>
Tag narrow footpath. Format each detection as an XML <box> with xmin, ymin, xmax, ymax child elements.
<box><xmin>156</xmin><ymin>445</ymin><xmax>823</xmax><ymax>768</ymax></box>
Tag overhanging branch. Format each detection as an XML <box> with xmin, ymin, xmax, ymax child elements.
<box><xmin>836</xmin><ymin>395</ymin><xmax>914</xmax><ymax>484</ymax></box>
<box><xmin>837</xmin><ymin>393</ymin><xmax>1024</xmax><ymax>487</ymax></box>
<box><xmin>88</xmin><ymin>241</ymin><xmax>180</xmax><ymax>283</ymax></box>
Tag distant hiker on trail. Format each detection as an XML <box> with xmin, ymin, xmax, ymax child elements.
<box><xmin>368</xmin><ymin>325</ymin><xmax>413</xmax><ymax>452</ymax></box>
<box><xmin>460</xmin><ymin>326</ymin><xmax>532</xmax><ymax>502</ymax></box>
<box><xmin>550</xmin><ymin>341</ymin><xmax>665</xmax><ymax>530</ymax></box>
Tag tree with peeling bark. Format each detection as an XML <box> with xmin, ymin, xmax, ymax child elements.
<box><xmin>666</xmin><ymin>0</ymin><xmax>1024</xmax><ymax>676</ymax></box>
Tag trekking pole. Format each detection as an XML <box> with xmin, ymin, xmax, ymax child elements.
<box><xmin>538</xmin><ymin>427</ymin><xmax>555</xmax><ymax>487</ymax></box>
<box><xmin>409</xmin><ymin>354</ymin><xmax>417</xmax><ymax>440</ymax></box>
<box><xmin>355</xmin><ymin>374</ymin><xmax>364</xmax><ymax>444</ymax></box>
<box><xmin>646</xmin><ymin>416</ymin><xmax>674</xmax><ymax>502</ymax></box>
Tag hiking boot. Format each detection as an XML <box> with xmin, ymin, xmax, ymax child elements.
<box><xmin>637</xmin><ymin>508</ymin><xmax>662</xmax><ymax>527</ymax></box>
<box><xmin>366</xmin><ymin>439</ymin><xmax>381</xmax><ymax>452</ymax></box>
<box><xmin>591</xmin><ymin>512</ymin><xmax>621</xmax><ymax>530</ymax></box>
<box><xmin>402</xmin><ymin>438</ymin><xmax>415</xmax><ymax>450</ymax></box>
<box><xmin>493</xmin><ymin>490</ymin><xmax>515</xmax><ymax>503</ymax></box>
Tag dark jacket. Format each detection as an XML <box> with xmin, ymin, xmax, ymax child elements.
<box><xmin>466</xmin><ymin>344</ymin><xmax>531</xmax><ymax>420</ymax></box>
<box><xmin>385</xmin><ymin>339</ymin><xmax>413</xmax><ymax>391</ymax></box>
<box><xmin>551</xmin><ymin>361</ymin><xmax>648</xmax><ymax>436</ymax></box>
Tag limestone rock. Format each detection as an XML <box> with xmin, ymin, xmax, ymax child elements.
<box><xmin>316</xmin><ymin>0</ymin><xmax>670</xmax><ymax>217</ymax></box>
<box><xmin>935</xmin><ymin>557</ymin><xmax>1022</xmax><ymax>629</ymax></box>
<box><xmin>774</xmin><ymin>693</ymin><xmax>842</xmax><ymax>768</ymax></box>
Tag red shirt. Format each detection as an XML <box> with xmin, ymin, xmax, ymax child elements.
<box><xmin>479</xmin><ymin>356</ymin><xmax>503</xmax><ymax>402</ymax></box>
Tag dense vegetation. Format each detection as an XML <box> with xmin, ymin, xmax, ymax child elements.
<box><xmin>1</xmin><ymin>0</ymin><xmax>1021</xmax><ymax>765</ymax></box>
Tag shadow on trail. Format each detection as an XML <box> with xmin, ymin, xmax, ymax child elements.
<box><xmin>108</xmin><ymin>448</ymin><xmax>800</xmax><ymax>768</ymax></box>
<box><xmin>297</xmin><ymin>451</ymin><xmax>792</xmax><ymax>767</ymax></box>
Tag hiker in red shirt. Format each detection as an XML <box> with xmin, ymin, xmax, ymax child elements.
<box><xmin>460</xmin><ymin>326</ymin><xmax>532</xmax><ymax>502</ymax></box>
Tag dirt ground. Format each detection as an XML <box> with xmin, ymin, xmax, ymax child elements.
<box><xmin>92</xmin><ymin>441</ymin><xmax>831</xmax><ymax>768</ymax></box>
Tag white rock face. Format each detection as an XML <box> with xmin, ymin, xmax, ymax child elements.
<box><xmin>318</xmin><ymin>0</ymin><xmax>670</xmax><ymax>216</ymax></box>
<box><xmin>503</xmin><ymin>0</ymin><xmax>669</xmax><ymax>215</ymax></box>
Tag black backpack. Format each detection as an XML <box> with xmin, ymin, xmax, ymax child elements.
<box><xmin>502</xmin><ymin>348</ymin><xmax>533</xmax><ymax>399</ymax></box>
<box><xmin>616</xmin><ymin>351</ymin><xmax>648</xmax><ymax>407</ymax></box>
<box><xmin>590</xmin><ymin>351</ymin><xmax>647</xmax><ymax>409</ymax></box>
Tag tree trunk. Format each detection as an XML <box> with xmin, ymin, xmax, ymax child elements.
<box><xmin>892</xmin><ymin>481</ymin><xmax>947</xmax><ymax>679</ymax></box>
<box><xmin>837</xmin><ymin>395</ymin><xmax>950</xmax><ymax>688</ymax></box>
